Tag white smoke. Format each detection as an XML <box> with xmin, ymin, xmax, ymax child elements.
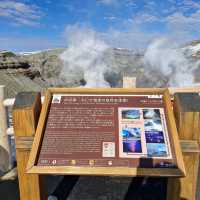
<box><xmin>144</xmin><ymin>38</ymin><xmax>199</xmax><ymax>87</ymax></box>
<box><xmin>60</xmin><ymin>25</ymin><xmax>200</xmax><ymax>88</ymax></box>
<box><xmin>59</xmin><ymin>25</ymin><xmax>110</xmax><ymax>88</ymax></box>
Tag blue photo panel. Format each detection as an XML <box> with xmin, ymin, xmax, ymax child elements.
<box><xmin>145</xmin><ymin>131</ymin><xmax>165</xmax><ymax>143</ymax></box>
<box><xmin>144</xmin><ymin>119</ymin><xmax>163</xmax><ymax>132</ymax></box>
<box><xmin>143</xmin><ymin>109</ymin><xmax>161</xmax><ymax>119</ymax></box>
<box><xmin>122</xmin><ymin>127</ymin><xmax>141</xmax><ymax>140</ymax></box>
<box><xmin>122</xmin><ymin>109</ymin><xmax>140</xmax><ymax>119</ymax></box>
<box><xmin>123</xmin><ymin>140</ymin><xmax>142</xmax><ymax>153</ymax></box>
<box><xmin>146</xmin><ymin>143</ymin><xmax>167</xmax><ymax>157</ymax></box>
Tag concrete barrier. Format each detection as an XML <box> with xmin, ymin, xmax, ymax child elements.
<box><xmin>0</xmin><ymin>85</ymin><xmax>11</xmax><ymax>174</ymax></box>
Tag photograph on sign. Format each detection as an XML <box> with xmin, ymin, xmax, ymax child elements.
<box><xmin>118</xmin><ymin>107</ymin><xmax>171</xmax><ymax>159</ymax></box>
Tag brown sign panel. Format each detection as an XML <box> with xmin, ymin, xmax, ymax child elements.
<box><xmin>27</xmin><ymin>88</ymin><xmax>185</xmax><ymax>177</ymax></box>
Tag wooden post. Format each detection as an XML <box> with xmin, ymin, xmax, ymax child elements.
<box><xmin>167</xmin><ymin>93</ymin><xmax>200</xmax><ymax>200</ymax></box>
<box><xmin>13</xmin><ymin>92</ymin><xmax>46</xmax><ymax>200</ymax></box>
<box><xmin>169</xmin><ymin>86</ymin><xmax>200</xmax><ymax>96</ymax></box>
<box><xmin>0</xmin><ymin>85</ymin><xmax>11</xmax><ymax>173</ymax></box>
<box><xmin>123</xmin><ymin>77</ymin><xmax>136</xmax><ymax>88</ymax></box>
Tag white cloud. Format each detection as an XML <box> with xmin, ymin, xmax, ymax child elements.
<box><xmin>2</xmin><ymin>0</ymin><xmax>200</xmax><ymax>51</ymax></box>
<box><xmin>181</xmin><ymin>0</ymin><xmax>200</xmax><ymax>11</ymax></box>
<box><xmin>98</xmin><ymin>0</ymin><xmax>119</xmax><ymax>6</ymax></box>
<box><xmin>101</xmin><ymin>27</ymin><xmax>161</xmax><ymax>50</ymax></box>
<box><xmin>104</xmin><ymin>16</ymin><xmax>117</xmax><ymax>21</ymax></box>
<box><xmin>0</xmin><ymin>0</ymin><xmax>43</xmax><ymax>26</ymax></box>
<box><xmin>119</xmin><ymin>0</ymin><xmax>200</xmax><ymax>46</ymax></box>
<box><xmin>60</xmin><ymin>0</ymin><xmax>200</xmax><ymax>50</ymax></box>
<box><xmin>132</xmin><ymin>13</ymin><xmax>160</xmax><ymax>24</ymax></box>
<box><xmin>166</xmin><ymin>11</ymin><xmax>200</xmax><ymax>31</ymax></box>
<box><xmin>125</xmin><ymin>0</ymin><xmax>137</xmax><ymax>8</ymax></box>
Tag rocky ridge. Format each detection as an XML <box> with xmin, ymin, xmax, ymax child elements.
<box><xmin>0</xmin><ymin>41</ymin><xmax>200</xmax><ymax>98</ymax></box>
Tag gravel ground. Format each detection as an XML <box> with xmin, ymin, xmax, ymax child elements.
<box><xmin>67</xmin><ymin>176</ymin><xmax>167</xmax><ymax>200</ymax></box>
<box><xmin>68</xmin><ymin>176</ymin><xmax>133</xmax><ymax>200</ymax></box>
<box><xmin>0</xmin><ymin>179</ymin><xmax>19</xmax><ymax>200</ymax></box>
<box><xmin>0</xmin><ymin>176</ymin><xmax>167</xmax><ymax>200</ymax></box>
<box><xmin>0</xmin><ymin>169</ymin><xmax>199</xmax><ymax>200</ymax></box>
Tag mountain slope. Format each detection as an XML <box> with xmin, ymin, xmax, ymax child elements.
<box><xmin>1</xmin><ymin>42</ymin><xmax>200</xmax><ymax>97</ymax></box>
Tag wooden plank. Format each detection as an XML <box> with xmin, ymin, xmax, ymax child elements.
<box><xmin>28</xmin><ymin>165</ymin><xmax>183</xmax><ymax>177</ymax></box>
<box><xmin>174</xmin><ymin>93</ymin><xmax>200</xmax><ymax>142</ymax></box>
<box><xmin>13</xmin><ymin>92</ymin><xmax>46</xmax><ymax>200</ymax></box>
<box><xmin>15</xmin><ymin>136</ymin><xmax>34</xmax><ymax>149</ymax></box>
<box><xmin>167</xmin><ymin>93</ymin><xmax>200</xmax><ymax>200</ymax></box>
<box><xmin>167</xmin><ymin>154</ymin><xmax>199</xmax><ymax>200</ymax></box>
<box><xmin>163</xmin><ymin>90</ymin><xmax>186</xmax><ymax>176</ymax></box>
<box><xmin>27</xmin><ymin>91</ymin><xmax>52</xmax><ymax>170</ymax></box>
<box><xmin>48</xmin><ymin>87</ymin><xmax>166</xmax><ymax>95</ymax></box>
<box><xmin>180</xmin><ymin>140</ymin><xmax>200</xmax><ymax>153</ymax></box>
<box><xmin>169</xmin><ymin>86</ymin><xmax>200</xmax><ymax>95</ymax></box>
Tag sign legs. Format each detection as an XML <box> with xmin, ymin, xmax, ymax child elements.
<box><xmin>13</xmin><ymin>92</ymin><xmax>46</xmax><ymax>200</ymax></box>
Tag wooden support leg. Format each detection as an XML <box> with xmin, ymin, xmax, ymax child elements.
<box><xmin>167</xmin><ymin>93</ymin><xmax>200</xmax><ymax>200</ymax></box>
<box><xmin>13</xmin><ymin>92</ymin><xmax>46</xmax><ymax>200</ymax></box>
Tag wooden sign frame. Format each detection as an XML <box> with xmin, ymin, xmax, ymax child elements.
<box><xmin>27</xmin><ymin>88</ymin><xmax>185</xmax><ymax>177</ymax></box>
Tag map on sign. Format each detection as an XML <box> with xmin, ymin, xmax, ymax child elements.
<box><xmin>37</xmin><ymin>94</ymin><xmax>176</xmax><ymax>168</ymax></box>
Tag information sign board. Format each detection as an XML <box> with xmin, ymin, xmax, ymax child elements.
<box><xmin>27</xmin><ymin>88</ymin><xmax>185</xmax><ymax>177</ymax></box>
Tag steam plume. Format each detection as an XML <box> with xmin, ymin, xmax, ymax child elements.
<box><xmin>60</xmin><ymin>26</ymin><xmax>110</xmax><ymax>87</ymax></box>
<box><xmin>144</xmin><ymin>38</ymin><xmax>199</xmax><ymax>87</ymax></box>
<box><xmin>59</xmin><ymin>26</ymin><xmax>200</xmax><ymax>88</ymax></box>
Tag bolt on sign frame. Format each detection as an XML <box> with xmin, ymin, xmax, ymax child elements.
<box><xmin>27</xmin><ymin>88</ymin><xmax>185</xmax><ymax>177</ymax></box>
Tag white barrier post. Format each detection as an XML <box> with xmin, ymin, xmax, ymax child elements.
<box><xmin>123</xmin><ymin>77</ymin><xmax>136</xmax><ymax>88</ymax></box>
<box><xmin>0</xmin><ymin>85</ymin><xmax>11</xmax><ymax>173</ymax></box>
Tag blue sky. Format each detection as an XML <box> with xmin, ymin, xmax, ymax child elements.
<box><xmin>0</xmin><ymin>0</ymin><xmax>200</xmax><ymax>52</ymax></box>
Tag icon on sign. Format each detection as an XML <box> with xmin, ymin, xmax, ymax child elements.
<box><xmin>89</xmin><ymin>160</ymin><xmax>95</xmax><ymax>166</ymax></box>
<box><xmin>71</xmin><ymin>160</ymin><xmax>76</xmax><ymax>165</ymax></box>
<box><xmin>52</xmin><ymin>95</ymin><xmax>61</xmax><ymax>103</ymax></box>
<box><xmin>52</xmin><ymin>160</ymin><xmax>57</xmax><ymax>165</ymax></box>
<box><xmin>108</xmin><ymin>161</ymin><xmax>113</xmax><ymax>166</ymax></box>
